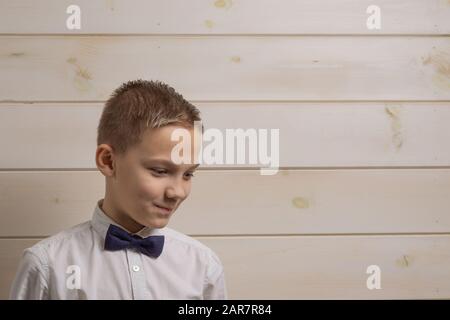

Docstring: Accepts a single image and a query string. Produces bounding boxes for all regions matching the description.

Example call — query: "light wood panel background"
[0,0,449,299]
[0,0,449,34]
[1,37,449,101]
[1,102,450,168]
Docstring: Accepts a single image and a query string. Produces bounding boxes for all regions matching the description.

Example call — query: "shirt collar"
[91,199,163,243]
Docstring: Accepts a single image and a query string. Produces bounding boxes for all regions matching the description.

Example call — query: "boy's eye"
[149,167,195,179]
[185,172,195,179]
[150,168,167,175]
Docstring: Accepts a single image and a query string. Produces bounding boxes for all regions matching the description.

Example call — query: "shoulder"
[25,221,91,263]
[162,229,226,293]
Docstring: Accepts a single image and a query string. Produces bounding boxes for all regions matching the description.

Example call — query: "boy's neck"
[100,198,145,234]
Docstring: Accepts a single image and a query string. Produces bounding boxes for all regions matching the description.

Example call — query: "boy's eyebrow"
[142,158,200,170]
[186,163,200,170]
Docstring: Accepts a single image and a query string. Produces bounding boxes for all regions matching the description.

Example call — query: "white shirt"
[9,199,227,300]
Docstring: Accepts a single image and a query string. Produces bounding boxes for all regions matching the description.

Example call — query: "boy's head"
[96,79,202,232]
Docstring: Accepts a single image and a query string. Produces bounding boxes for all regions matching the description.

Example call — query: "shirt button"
[132,265,140,272]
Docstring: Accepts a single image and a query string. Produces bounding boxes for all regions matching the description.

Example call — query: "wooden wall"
[0,0,449,299]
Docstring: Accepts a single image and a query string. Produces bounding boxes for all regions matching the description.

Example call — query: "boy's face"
[98,124,200,232]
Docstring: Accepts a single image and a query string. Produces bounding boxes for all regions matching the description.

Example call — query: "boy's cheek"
[137,177,161,192]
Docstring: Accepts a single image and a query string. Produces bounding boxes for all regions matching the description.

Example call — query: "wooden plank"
[0,37,449,101]
[1,102,450,168]
[0,169,449,237]
[0,0,449,34]
[2,235,450,299]
[205,235,450,299]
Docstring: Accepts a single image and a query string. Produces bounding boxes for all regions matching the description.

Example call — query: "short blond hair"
[97,79,201,155]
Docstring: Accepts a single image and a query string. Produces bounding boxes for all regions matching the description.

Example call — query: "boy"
[9,80,227,300]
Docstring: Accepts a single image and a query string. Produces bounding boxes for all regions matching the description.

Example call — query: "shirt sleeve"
[203,250,228,300]
[9,248,49,300]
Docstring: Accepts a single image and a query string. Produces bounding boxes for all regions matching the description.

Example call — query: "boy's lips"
[154,204,174,211]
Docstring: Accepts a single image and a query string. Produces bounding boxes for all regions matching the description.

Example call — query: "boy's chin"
[145,218,170,229]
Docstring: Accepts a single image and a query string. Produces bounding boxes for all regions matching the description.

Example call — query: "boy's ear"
[96,144,115,176]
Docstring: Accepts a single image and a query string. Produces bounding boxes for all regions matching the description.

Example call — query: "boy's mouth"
[154,204,173,212]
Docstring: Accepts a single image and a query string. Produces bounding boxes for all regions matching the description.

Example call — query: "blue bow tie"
[104,224,164,258]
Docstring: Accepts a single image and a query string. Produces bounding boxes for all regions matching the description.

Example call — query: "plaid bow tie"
[104,224,164,258]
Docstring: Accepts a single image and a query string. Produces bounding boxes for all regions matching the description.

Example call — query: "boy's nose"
[165,181,187,200]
